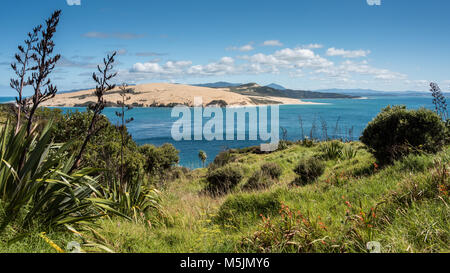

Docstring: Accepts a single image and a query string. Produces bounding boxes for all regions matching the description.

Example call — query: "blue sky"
[1,0,449,95]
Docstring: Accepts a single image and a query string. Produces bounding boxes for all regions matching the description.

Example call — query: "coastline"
[39,83,342,108]
[42,99,328,108]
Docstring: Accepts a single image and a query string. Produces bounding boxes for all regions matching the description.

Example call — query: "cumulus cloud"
[132,60,192,74]
[262,40,283,46]
[314,60,407,81]
[241,47,333,71]
[66,0,81,6]
[187,57,236,76]
[326,47,371,58]
[126,45,409,87]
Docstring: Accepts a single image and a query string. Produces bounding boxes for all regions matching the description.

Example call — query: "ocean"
[0,95,441,168]
[0,97,15,104]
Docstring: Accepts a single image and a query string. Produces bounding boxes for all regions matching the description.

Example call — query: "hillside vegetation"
[1,138,448,253]
[226,83,358,99]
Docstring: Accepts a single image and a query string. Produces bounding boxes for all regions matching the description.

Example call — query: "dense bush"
[48,110,148,182]
[261,162,282,179]
[243,170,274,191]
[139,143,179,177]
[320,140,344,160]
[210,150,236,169]
[206,163,243,194]
[360,106,446,165]
[292,156,325,186]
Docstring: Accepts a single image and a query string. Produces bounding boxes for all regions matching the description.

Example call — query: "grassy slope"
[1,141,449,253]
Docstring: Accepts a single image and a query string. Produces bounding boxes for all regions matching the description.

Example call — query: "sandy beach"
[42,83,322,107]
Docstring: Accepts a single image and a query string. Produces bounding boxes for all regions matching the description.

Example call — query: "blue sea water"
[0,95,441,168]
[0,97,15,103]
[65,96,439,168]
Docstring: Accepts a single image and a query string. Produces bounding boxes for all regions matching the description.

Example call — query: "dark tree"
[198,150,207,168]
[429,82,448,121]
[71,52,118,172]
[26,10,62,136]
[10,26,41,134]
[115,83,134,188]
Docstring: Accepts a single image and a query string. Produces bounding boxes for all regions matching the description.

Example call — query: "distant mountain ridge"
[192,82,242,88]
[227,83,357,99]
[193,82,356,99]
[315,88,449,97]
[265,83,286,90]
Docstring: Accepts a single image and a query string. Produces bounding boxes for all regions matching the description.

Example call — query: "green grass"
[1,141,449,253]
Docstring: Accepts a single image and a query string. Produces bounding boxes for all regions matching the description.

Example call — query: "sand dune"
[42,83,317,107]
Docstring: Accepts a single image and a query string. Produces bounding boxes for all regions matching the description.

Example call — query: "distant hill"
[227,83,357,99]
[265,83,287,90]
[193,82,242,88]
[315,88,449,97]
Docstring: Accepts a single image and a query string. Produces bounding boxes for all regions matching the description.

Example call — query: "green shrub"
[210,150,236,169]
[0,121,117,233]
[99,174,162,222]
[360,106,446,165]
[261,162,282,179]
[292,157,325,186]
[320,140,343,160]
[139,143,179,177]
[341,144,357,160]
[48,110,147,183]
[206,163,243,194]
[243,170,274,191]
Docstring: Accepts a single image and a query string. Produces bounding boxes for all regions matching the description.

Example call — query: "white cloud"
[132,60,192,75]
[131,57,237,78]
[303,43,323,49]
[262,40,283,46]
[314,60,407,81]
[326,47,371,58]
[274,48,316,60]
[227,44,254,52]
[127,45,409,87]
[272,48,333,68]
[187,57,236,76]
[66,0,81,6]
